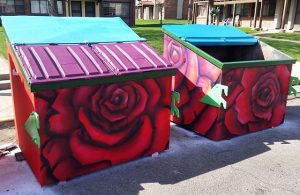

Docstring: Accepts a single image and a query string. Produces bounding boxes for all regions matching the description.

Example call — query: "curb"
[0,117,14,124]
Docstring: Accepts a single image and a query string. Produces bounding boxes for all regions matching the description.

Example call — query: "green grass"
[132,19,188,53]
[259,33,300,41]
[0,27,7,59]
[260,38,300,61]
[238,27,257,34]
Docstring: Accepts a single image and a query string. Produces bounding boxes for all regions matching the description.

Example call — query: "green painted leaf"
[289,76,298,97]
[24,112,40,148]
[200,84,228,109]
[171,91,180,118]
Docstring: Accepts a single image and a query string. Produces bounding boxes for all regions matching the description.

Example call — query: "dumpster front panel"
[164,34,223,134]
[34,76,171,185]
[209,64,292,140]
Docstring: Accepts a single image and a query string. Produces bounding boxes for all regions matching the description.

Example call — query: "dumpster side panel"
[34,76,172,185]
[8,47,44,184]
[163,35,223,136]
[212,64,292,139]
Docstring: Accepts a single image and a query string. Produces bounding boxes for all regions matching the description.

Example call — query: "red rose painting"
[222,65,291,135]
[36,77,171,183]
[164,35,292,141]
[164,35,222,135]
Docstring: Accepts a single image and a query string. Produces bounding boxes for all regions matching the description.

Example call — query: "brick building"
[192,0,300,31]
[136,0,192,20]
[0,0,136,26]
[164,0,190,19]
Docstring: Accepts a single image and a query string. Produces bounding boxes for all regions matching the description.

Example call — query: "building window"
[31,0,48,14]
[71,1,81,16]
[102,2,130,17]
[263,0,276,17]
[0,0,24,14]
[236,3,252,17]
[57,0,63,15]
[85,1,95,17]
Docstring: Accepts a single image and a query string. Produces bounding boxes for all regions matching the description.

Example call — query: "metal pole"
[232,3,236,26]
[253,0,259,28]
[206,1,209,24]
[281,0,289,29]
[192,2,195,24]
[258,0,264,29]
[188,0,192,23]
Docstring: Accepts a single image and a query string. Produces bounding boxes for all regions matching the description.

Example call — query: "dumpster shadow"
[44,105,300,194]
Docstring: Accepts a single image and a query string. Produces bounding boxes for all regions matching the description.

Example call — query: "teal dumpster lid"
[1,16,143,45]
[162,24,257,46]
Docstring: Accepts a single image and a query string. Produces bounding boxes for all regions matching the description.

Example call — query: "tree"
[209,6,220,25]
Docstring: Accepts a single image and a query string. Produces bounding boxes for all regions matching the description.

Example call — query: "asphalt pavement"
[0,96,300,195]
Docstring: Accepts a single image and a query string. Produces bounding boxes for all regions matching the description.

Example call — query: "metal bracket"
[12,69,18,76]
[24,112,40,148]
[200,84,228,109]
[171,91,180,118]
[289,76,298,97]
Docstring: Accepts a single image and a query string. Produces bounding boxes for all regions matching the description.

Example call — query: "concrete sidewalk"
[0,57,13,121]
[0,97,300,195]
[292,62,300,80]
[255,36,300,44]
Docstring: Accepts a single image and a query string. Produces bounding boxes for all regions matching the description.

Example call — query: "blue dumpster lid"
[1,16,143,45]
[162,24,257,46]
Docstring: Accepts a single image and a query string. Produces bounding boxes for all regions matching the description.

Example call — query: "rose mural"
[164,35,292,140]
[35,77,171,183]
[218,65,291,138]
[164,35,223,137]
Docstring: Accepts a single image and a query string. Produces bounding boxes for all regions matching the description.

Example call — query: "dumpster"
[163,25,296,141]
[2,16,176,185]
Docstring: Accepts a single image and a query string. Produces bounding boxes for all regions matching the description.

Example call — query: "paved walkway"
[0,57,9,74]
[0,56,13,121]
[255,36,300,44]
[0,96,300,194]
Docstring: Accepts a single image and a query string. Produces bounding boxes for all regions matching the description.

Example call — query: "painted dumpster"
[2,16,176,186]
[163,25,297,141]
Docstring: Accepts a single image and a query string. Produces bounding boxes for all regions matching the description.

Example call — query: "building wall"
[24,0,31,15]
[101,0,135,26]
[194,0,299,31]
[66,0,135,26]
[164,0,177,19]
[164,0,190,19]
[294,0,300,30]
[182,0,190,19]
[238,17,275,29]
[0,0,135,26]
[0,0,67,17]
